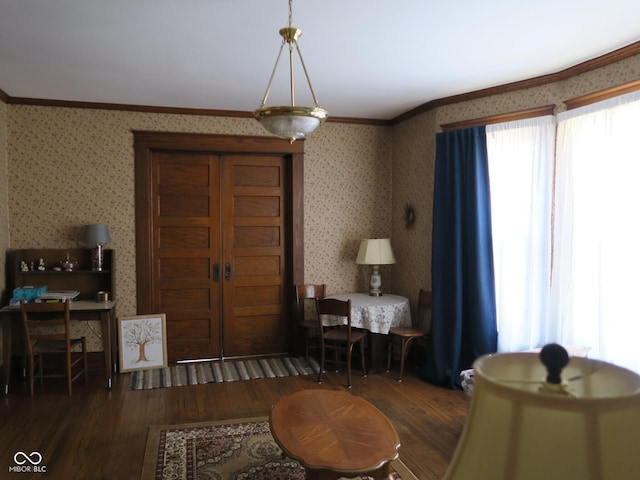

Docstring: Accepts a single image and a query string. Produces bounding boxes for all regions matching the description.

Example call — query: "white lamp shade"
[444,352,640,480]
[355,238,396,265]
[83,224,111,244]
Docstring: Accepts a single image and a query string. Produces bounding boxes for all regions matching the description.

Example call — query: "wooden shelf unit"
[8,248,115,302]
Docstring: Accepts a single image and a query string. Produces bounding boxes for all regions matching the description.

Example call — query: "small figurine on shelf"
[37,258,46,271]
[29,261,35,271]
[20,260,29,272]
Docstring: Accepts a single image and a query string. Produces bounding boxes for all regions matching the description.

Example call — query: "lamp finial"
[539,343,569,385]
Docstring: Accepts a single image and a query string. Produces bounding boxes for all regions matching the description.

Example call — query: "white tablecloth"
[322,293,411,334]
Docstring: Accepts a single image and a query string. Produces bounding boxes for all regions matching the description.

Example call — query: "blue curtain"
[418,126,498,389]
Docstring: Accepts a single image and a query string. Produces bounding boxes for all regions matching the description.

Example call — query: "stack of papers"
[35,291,81,302]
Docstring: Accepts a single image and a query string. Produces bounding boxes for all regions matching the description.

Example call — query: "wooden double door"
[134,133,304,362]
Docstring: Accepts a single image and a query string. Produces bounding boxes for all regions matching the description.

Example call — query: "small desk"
[1,300,117,394]
[270,389,400,480]
[322,293,411,334]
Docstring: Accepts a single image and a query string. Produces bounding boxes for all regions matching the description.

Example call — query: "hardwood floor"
[0,362,468,479]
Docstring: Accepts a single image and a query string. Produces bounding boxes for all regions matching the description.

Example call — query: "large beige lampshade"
[355,238,396,265]
[444,347,640,480]
[355,239,396,296]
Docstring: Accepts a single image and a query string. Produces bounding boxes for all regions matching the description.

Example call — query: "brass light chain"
[288,0,293,27]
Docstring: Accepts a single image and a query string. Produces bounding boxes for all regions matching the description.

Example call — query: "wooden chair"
[295,284,326,366]
[20,300,88,395]
[316,298,367,388]
[386,289,432,381]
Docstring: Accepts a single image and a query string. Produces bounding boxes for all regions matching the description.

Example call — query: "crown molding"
[392,40,640,125]
[3,40,640,126]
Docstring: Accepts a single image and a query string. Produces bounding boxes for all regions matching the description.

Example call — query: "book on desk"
[35,291,81,302]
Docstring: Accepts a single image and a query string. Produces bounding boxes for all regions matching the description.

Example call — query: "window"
[486,116,556,353]
[485,91,640,374]
[552,90,640,373]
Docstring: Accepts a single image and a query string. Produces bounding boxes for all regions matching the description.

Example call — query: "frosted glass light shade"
[444,352,640,480]
[355,238,396,265]
[254,106,328,143]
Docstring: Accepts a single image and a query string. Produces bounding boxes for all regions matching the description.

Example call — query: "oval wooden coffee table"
[270,389,401,480]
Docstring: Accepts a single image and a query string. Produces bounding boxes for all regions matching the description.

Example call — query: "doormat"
[129,357,320,390]
[141,416,418,480]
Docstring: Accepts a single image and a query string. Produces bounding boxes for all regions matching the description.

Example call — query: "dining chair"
[295,284,326,366]
[316,297,367,388]
[20,299,88,395]
[386,289,432,381]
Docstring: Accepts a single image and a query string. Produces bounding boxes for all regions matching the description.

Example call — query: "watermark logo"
[9,451,47,474]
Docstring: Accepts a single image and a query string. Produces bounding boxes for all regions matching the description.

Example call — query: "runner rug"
[129,357,321,390]
[141,416,418,480]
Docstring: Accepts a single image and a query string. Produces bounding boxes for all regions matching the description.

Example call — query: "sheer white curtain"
[553,91,640,373]
[486,116,556,352]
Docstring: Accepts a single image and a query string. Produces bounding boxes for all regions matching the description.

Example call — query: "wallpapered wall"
[1,109,392,350]
[1,52,639,355]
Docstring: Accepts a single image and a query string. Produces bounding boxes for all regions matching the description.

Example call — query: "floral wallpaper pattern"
[1,52,639,354]
[2,108,393,350]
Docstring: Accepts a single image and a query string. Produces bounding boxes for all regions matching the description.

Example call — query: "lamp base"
[91,244,104,272]
[369,267,383,296]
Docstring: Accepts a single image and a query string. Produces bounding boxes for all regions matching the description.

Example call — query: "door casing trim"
[133,131,305,354]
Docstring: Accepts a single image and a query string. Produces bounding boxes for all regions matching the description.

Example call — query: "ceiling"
[1,0,640,121]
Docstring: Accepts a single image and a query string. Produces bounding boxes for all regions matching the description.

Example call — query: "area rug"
[141,416,418,480]
[129,357,321,390]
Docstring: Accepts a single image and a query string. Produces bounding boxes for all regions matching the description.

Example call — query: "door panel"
[234,226,281,247]
[159,257,210,280]
[234,256,280,276]
[222,155,288,357]
[153,152,221,361]
[233,164,282,187]
[158,226,211,248]
[234,196,280,217]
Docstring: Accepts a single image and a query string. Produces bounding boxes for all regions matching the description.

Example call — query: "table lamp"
[83,224,111,271]
[444,344,640,480]
[355,238,396,296]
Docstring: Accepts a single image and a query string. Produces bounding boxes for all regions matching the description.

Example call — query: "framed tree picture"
[118,313,168,372]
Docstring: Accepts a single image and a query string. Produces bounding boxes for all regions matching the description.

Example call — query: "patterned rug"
[141,417,418,480]
[129,357,321,390]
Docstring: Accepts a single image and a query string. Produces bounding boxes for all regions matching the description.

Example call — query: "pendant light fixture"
[254,0,328,143]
